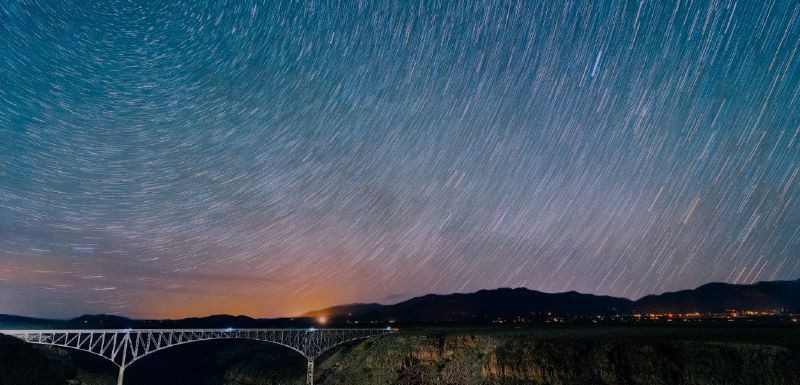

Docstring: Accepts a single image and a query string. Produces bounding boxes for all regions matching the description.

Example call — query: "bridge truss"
[0,328,394,385]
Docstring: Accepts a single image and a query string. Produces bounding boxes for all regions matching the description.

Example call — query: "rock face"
[1,328,799,385]
[315,328,800,385]
[0,335,74,385]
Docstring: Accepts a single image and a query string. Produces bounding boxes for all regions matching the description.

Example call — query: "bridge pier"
[306,358,314,385]
[117,365,125,385]
[118,333,129,385]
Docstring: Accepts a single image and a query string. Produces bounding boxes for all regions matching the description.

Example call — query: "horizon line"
[3,277,798,321]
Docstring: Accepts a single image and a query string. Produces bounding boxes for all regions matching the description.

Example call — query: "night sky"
[1,0,799,319]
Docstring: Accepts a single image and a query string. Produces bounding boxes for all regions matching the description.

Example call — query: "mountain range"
[2,279,798,328]
[303,278,800,323]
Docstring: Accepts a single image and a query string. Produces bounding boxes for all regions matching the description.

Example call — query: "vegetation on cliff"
[316,327,800,385]
[1,327,799,385]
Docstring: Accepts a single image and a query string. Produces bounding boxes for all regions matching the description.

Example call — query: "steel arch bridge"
[0,328,394,385]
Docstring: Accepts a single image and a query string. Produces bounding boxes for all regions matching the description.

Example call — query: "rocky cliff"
[2,327,799,385]
[315,327,800,385]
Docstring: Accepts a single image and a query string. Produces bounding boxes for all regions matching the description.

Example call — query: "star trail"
[1,0,799,319]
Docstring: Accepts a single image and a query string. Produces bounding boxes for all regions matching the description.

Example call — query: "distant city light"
[317,316,327,324]
[225,327,234,332]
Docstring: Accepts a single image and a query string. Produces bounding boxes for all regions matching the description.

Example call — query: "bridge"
[0,327,394,385]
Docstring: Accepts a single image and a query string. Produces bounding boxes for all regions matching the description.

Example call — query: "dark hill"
[0,314,67,329]
[303,303,384,319]
[305,279,800,323]
[4,279,799,327]
[0,334,73,385]
[64,314,319,329]
[67,314,135,328]
[305,287,633,323]
[633,279,800,313]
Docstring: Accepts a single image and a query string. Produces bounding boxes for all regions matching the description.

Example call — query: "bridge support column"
[117,365,125,385]
[306,358,314,385]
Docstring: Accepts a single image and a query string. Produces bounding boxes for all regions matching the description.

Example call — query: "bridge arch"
[0,328,394,385]
[123,335,308,367]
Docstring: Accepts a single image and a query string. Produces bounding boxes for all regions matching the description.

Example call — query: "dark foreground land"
[1,326,799,385]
